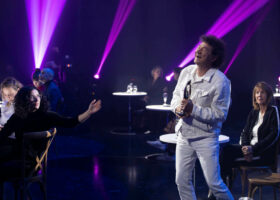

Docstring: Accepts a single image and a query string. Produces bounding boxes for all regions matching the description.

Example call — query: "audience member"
[220,81,280,188]
[0,86,101,162]
[31,69,44,91]
[0,77,23,133]
[40,68,64,113]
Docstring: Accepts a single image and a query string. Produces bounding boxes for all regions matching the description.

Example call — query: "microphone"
[183,80,191,99]
[177,80,191,117]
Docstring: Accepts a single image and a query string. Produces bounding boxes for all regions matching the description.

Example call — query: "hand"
[175,99,193,118]
[183,99,193,117]
[242,145,252,155]
[87,99,102,115]
[0,125,3,131]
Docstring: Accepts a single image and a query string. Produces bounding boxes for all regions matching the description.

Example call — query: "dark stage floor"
[3,128,280,200]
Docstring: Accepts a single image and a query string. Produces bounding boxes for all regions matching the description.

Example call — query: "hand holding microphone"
[176,81,193,118]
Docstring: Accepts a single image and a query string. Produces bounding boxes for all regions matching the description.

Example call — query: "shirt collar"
[191,65,216,83]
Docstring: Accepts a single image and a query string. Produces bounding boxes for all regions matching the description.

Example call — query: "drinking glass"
[127,84,132,93]
[163,92,168,105]
[132,85,138,93]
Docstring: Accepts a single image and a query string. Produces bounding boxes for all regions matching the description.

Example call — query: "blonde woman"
[0,77,23,132]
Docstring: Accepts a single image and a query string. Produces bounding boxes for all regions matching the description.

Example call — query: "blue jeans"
[175,135,233,200]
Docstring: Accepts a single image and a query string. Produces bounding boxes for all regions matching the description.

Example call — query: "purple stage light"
[166,0,270,79]
[224,1,273,74]
[94,74,100,79]
[25,0,66,69]
[179,0,269,68]
[165,73,174,81]
[278,76,280,82]
[94,0,137,79]
[214,0,269,37]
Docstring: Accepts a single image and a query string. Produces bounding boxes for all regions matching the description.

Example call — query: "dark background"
[0,0,279,132]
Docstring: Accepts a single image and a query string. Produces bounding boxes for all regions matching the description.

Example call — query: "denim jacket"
[171,64,231,139]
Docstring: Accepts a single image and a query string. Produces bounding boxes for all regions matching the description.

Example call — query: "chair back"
[0,128,57,200]
[22,128,57,178]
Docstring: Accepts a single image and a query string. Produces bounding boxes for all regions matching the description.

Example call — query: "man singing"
[171,35,233,200]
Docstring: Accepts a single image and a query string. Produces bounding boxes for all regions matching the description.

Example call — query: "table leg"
[128,96,132,132]
[110,96,135,135]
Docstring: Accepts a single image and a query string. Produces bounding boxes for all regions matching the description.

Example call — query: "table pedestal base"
[144,153,175,161]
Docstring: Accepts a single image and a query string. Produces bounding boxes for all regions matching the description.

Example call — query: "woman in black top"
[143,66,167,105]
[220,82,279,185]
[0,86,101,160]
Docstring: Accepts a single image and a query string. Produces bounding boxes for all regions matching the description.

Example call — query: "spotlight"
[25,0,66,69]
[94,74,100,79]
[166,0,270,79]
[94,0,136,79]
[165,73,174,82]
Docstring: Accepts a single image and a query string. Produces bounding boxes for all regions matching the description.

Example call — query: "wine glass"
[163,92,168,105]
[132,85,138,93]
[127,84,132,93]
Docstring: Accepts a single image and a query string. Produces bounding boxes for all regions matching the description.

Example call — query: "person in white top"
[0,77,23,132]
[0,77,23,161]
[220,82,280,188]
[171,35,233,200]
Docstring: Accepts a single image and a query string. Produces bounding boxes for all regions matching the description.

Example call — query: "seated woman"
[0,77,23,161]
[0,86,101,162]
[0,77,23,132]
[220,81,280,186]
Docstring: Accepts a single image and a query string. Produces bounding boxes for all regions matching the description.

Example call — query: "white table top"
[112,92,147,96]
[274,93,280,98]
[159,133,230,144]
[146,104,172,111]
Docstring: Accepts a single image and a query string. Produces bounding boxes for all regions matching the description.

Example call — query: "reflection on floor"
[3,129,280,200]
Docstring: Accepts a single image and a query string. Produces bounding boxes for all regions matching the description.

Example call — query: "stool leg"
[241,168,247,195]
[259,186,262,200]
[273,187,277,200]
[248,182,252,198]
[252,186,258,198]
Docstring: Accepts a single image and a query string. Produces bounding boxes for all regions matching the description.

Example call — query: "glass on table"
[127,83,133,93]
[132,85,138,93]
[163,92,168,105]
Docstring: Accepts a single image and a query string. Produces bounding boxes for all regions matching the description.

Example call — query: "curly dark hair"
[32,69,41,81]
[14,86,48,118]
[200,35,225,69]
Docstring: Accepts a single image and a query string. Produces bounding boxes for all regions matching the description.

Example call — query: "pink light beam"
[224,0,274,74]
[178,0,269,69]
[166,0,270,80]
[94,0,137,79]
[25,0,66,69]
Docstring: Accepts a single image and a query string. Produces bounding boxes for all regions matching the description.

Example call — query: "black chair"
[0,128,57,200]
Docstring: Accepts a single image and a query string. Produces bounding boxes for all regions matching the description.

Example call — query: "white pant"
[175,135,233,200]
